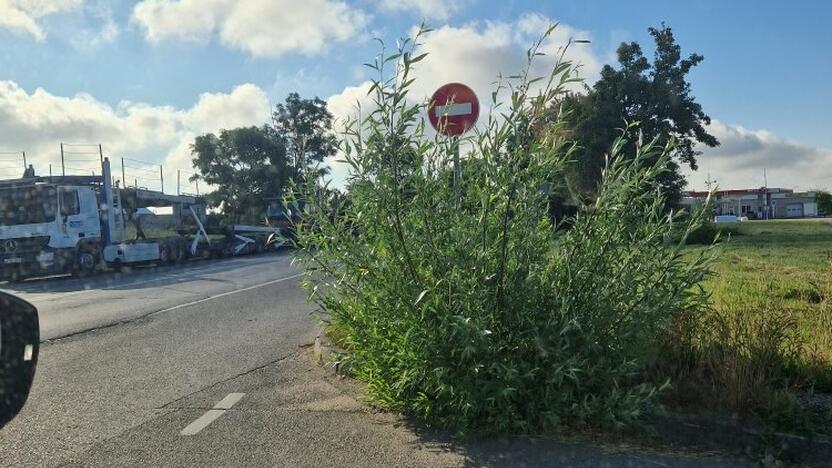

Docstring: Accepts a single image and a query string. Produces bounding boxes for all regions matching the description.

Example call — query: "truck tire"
[158,243,173,265]
[73,246,99,277]
[174,240,187,263]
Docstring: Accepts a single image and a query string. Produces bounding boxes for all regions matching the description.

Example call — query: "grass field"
[683,219,832,412]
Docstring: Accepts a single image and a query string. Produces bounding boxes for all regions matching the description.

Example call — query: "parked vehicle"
[0,158,286,281]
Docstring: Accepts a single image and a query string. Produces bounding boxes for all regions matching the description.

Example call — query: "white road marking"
[213,392,246,410]
[150,274,302,317]
[180,409,225,436]
[180,393,246,436]
[435,102,472,117]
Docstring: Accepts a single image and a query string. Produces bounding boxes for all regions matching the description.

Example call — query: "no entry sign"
[428,83,479,137]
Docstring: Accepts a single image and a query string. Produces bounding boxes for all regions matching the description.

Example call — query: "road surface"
[0,252,751,467]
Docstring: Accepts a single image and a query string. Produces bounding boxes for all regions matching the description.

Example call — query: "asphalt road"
[0,252,752,467]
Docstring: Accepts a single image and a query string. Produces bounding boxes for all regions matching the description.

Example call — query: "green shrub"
[683,222,741,245]
[293,26,716,433]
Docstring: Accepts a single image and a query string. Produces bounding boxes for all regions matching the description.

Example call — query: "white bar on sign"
[435,103,472,117]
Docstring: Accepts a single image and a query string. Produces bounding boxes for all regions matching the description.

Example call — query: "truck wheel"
[74,249,98,277]
[158,244,172,265]
[174,240,187,263]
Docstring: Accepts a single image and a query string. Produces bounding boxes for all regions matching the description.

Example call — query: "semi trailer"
[0,157,288,281]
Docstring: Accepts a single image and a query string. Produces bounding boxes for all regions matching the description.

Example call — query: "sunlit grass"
[696,219,832,390]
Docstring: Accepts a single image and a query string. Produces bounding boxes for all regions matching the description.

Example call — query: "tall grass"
[292,25,718,434]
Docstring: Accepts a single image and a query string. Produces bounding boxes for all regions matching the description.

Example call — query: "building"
[681,187,820,219]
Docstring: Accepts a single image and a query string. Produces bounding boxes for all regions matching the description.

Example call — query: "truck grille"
[0,236,50,253]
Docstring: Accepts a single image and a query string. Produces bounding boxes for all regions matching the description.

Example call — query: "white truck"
[0,157,286,281]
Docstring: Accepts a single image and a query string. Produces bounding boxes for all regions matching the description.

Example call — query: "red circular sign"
[428,82,479,137]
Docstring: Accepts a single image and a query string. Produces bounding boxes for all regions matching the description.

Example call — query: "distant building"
[681,187,820,219]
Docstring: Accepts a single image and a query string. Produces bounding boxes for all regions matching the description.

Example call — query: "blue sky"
[0,0,829,191]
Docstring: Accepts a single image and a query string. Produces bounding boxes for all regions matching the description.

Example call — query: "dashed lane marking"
[180,393,246,436]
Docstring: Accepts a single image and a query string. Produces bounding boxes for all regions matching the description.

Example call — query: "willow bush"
[292,26,717,433]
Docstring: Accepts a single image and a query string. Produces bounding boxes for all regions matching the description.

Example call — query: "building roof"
[684,187,793,198]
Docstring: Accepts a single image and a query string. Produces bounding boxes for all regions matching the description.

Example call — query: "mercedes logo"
[4,239,18,252]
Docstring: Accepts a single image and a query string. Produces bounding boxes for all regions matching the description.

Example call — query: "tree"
[815,190,832,215]
[564,24,718,206]
[190,126,286,223]
[273,93,337,185]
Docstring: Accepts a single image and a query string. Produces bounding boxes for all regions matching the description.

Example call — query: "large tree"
[191,94,338,221]
[564,24,718,205]
[273,93,337,185]
[191,125,286,223]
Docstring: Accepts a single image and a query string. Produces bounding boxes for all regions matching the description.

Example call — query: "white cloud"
[131,0,370,58]
[377,0,466,21]
[407,14,601,105]
[0,81,270,193]
[684,120,832,192]
[0,0,81,40]
[70,1,119,49]
[325,81,373,187]
[323,14,602,187]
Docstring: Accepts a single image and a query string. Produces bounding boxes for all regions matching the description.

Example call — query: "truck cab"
[0,183,102,279]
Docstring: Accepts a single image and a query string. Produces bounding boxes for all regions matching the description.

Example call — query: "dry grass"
[663,219,832,427]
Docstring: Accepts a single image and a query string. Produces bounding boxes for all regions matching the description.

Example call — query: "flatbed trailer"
[0,157,287,281]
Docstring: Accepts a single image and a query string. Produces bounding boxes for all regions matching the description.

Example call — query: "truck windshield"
[0,186,57,226]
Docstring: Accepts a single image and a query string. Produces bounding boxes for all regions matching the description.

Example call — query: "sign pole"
[452,136,461,204]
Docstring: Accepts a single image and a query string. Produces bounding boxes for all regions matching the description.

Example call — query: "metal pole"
[98,144,104,164]
[22,151,26,168]
[49,164,52,177]
[121,157,126,190]
[60,143,65,176]
[160,165,164,193]
[452,136,460,204]
[134,178,138,189]
[177,170,181,195]
[196,179,199,195]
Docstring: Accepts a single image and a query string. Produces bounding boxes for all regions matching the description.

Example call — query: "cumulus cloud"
[0,0,82,40]
[323,14,601,187]
[131,0,369,58]
[377,0,467,21]
[406,14,601,105]
[683,120,832,191]
[0,81,270,193]
[324,81,374,187]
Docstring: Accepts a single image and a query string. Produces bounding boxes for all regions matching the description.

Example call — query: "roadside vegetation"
[293,26,718,433]
[669,220,832,424]
[293,23,831,450]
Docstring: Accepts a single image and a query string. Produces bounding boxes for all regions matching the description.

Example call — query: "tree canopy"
[191,93,337,222]
[191,125,286,223]
[273,93,337,185]
[563,24,718,206]
[815,190,832,214]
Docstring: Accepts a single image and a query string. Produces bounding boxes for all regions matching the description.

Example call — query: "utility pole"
[22,151,26,169]
[177,170,181,195]
[98,144,104,164]
[121,157,126,190]
[160,165,164,193]
[60,143,66,176]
